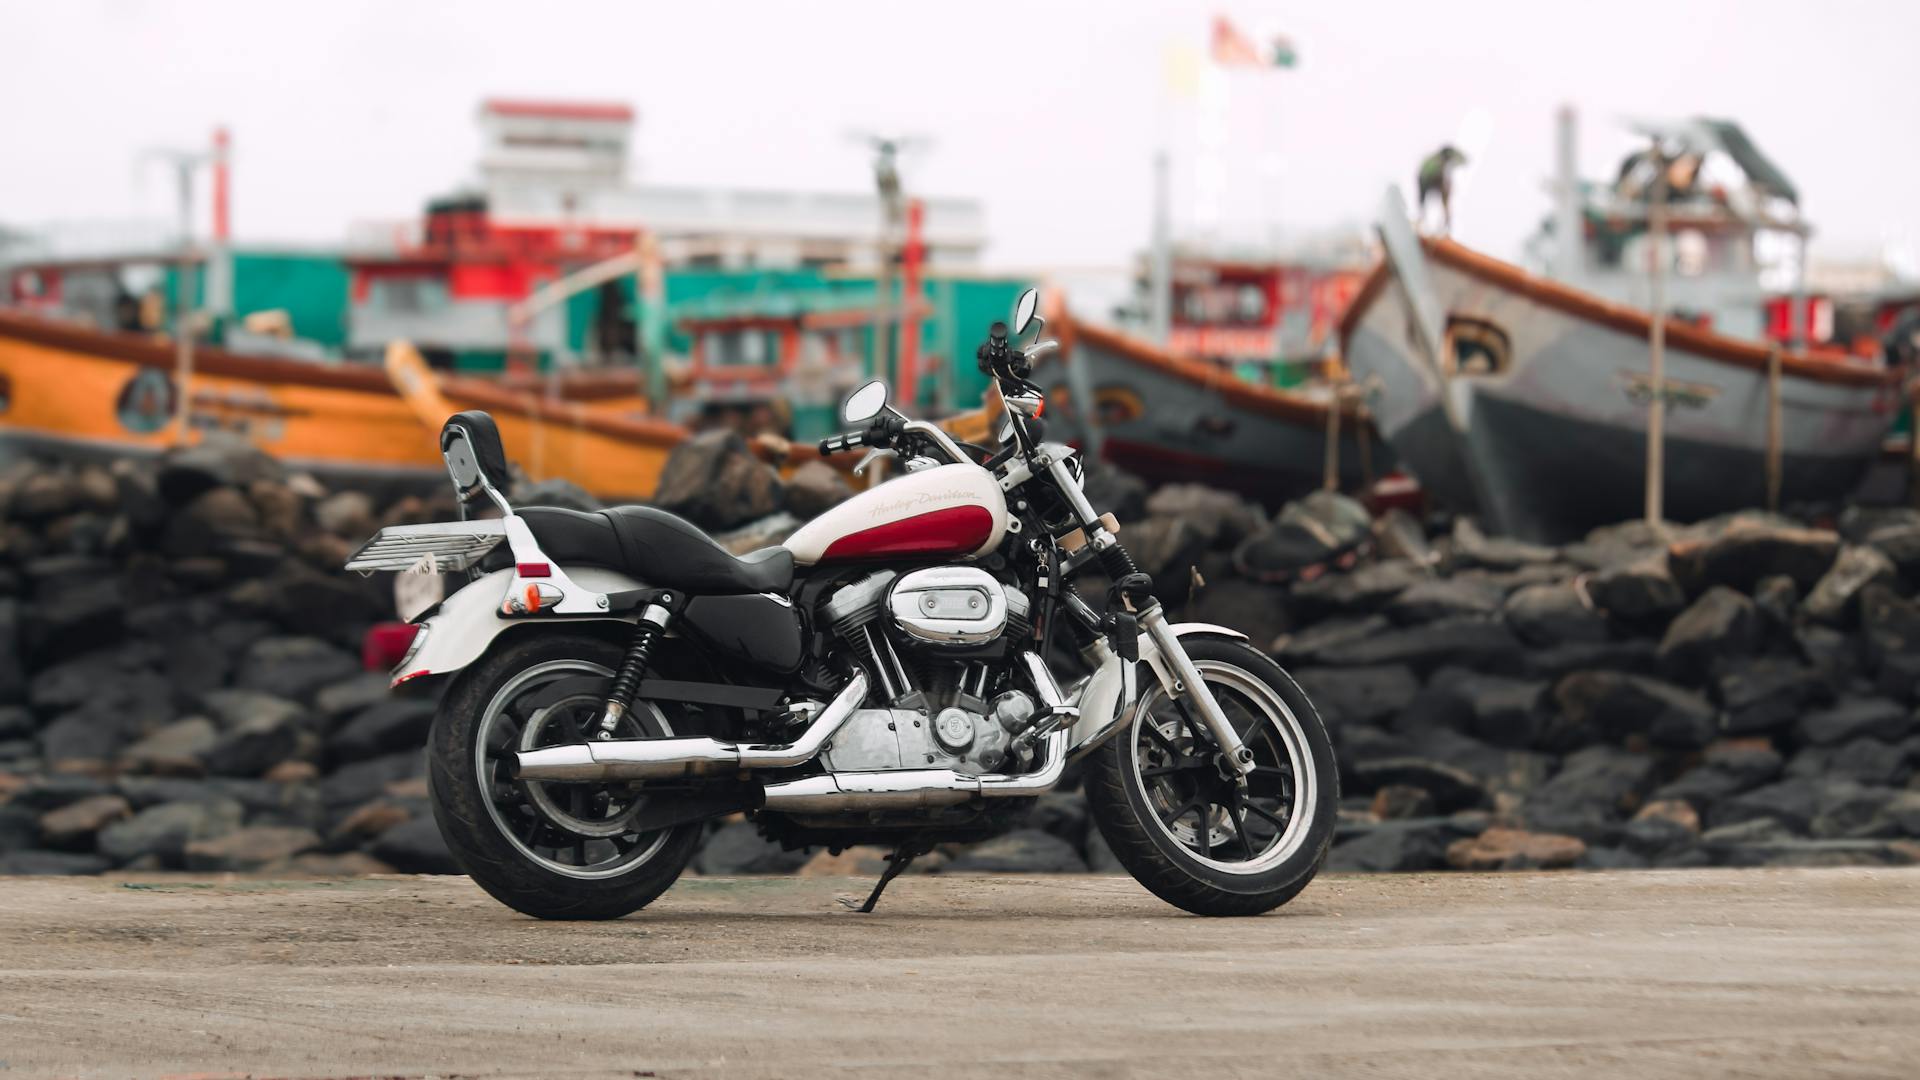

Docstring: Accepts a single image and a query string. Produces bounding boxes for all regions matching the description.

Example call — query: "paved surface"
[0,869,1915,1079]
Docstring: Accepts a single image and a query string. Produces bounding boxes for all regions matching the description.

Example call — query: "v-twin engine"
[820,567,1036,775]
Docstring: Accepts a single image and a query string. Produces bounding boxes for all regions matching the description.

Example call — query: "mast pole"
[1644,147,1669,529]
[1149,151,1172,344]
[171,159,197,446]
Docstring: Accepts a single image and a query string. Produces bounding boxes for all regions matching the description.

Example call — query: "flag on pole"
[1211,16,1298,69]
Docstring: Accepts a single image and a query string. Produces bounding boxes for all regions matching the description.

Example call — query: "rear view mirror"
[843,380,889,423]
[1012,288,1039,337]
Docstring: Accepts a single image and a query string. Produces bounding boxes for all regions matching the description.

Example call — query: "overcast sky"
[6,0,1917,275]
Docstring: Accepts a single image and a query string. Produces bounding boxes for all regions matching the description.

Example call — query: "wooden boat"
[0,310,686,500]
[1340,235,1906,541]
[1036,308,1387,503]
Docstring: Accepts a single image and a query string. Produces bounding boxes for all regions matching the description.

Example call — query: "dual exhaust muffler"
[507,671,870,782]
[507,664,1077,812]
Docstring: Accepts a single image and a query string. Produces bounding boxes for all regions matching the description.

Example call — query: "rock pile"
[0,440,453,875]
[1243,503,1920,873]
[2,432,1914,880]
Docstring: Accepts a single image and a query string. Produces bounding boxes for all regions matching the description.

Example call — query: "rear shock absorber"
[595,597,675,739]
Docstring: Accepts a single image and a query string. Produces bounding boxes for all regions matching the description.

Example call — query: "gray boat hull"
[1343,239,1899,542]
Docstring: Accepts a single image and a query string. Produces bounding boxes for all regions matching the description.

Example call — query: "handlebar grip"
[817,431,867,455]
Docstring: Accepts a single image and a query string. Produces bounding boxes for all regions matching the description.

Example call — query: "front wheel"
[428,631,705,920]
[1084,636,1339,916]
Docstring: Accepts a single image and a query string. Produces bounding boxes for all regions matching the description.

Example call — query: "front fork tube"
[1138,603,1257,780]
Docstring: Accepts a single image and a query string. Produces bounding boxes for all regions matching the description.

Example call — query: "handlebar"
[817,429,872,455]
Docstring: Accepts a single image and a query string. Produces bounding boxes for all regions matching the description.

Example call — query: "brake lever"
[853,447,897,476]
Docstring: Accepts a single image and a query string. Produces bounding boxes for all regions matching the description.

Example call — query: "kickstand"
[839,836,933,913]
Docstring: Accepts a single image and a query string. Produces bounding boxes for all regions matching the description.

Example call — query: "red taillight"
[391,668,432,688]
[517,562,552,578]
[362,622,421,672]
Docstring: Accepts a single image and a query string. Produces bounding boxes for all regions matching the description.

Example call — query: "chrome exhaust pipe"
[509,671,868,782]
[758,728,1070,812]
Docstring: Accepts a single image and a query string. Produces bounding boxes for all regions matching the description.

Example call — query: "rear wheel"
[1084,636,1338,916]
[428,632,703,919]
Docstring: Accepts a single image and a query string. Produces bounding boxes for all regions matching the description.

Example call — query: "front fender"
[391,566,648,688]
[1066,622,1248,760]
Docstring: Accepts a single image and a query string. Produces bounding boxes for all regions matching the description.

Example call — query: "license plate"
[394,553,446,622]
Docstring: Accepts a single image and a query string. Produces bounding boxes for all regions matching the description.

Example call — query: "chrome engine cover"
[821,694,1027,775]
[889,567,1026,645]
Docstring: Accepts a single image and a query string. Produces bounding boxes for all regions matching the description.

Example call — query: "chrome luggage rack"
[345,520,508,575]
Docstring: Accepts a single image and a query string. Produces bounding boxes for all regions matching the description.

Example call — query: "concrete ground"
[0,868,1914,1079]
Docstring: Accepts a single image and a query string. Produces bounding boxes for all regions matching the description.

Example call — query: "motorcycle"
[346,289,1338,918]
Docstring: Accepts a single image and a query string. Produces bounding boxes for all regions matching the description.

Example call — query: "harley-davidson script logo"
[869,489,975,519]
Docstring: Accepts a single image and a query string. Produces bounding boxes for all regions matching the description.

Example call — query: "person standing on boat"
[1417,146,1467,234]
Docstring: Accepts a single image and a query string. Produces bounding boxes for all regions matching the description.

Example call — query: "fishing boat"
[1341,233,1902,541]
[1037,307,1386,503]
[0,309,686,499]
[1342,114,1907,541]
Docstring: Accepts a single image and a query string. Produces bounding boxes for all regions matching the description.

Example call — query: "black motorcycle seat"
[517,505,794,596]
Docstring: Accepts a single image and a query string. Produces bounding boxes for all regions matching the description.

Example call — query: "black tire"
[428,631,704,920]
[1084,636,1339,917]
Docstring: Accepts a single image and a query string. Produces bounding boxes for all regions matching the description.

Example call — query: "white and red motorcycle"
[348,290,1337,917]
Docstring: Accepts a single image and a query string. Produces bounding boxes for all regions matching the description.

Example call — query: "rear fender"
[391,565,648,689]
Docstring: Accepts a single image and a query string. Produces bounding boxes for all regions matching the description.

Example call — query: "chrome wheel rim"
[1127,660,1313,875]
[474,659,674,880]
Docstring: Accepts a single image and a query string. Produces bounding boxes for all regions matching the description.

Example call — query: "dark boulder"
[651,429,785,531]
[1552,670,1717,749]
[320,750,422,815]
[1385,577,1505,625]
[1504,580,1610,645]
[23,576,127,663]
[694,820,810,875]
[1348,757,1492,813]
[1709,776,1824,833]
[781,461,853,519]
[1859,584,1920,700]
[1787,737,1912,788]
[96,798,245,866]
[154,437,284,504]
[330,699,436,763]
[1290,561,1427,617]
[1587,554,1686,622]
[1371,508,1434,565]
[1803,545,1896,626]
[367,816,461,874]
[0,850,112,875]
[1667,521,1839,596]
[1519,745,1658,838]
[1233,492,1371,582]
[945,828,1089,873]
[1795,697,1909,746]
[183,825,322,872]
[1290,665,1419,727]
[1313,616,1523,674]
[236,636,362,704]
[1272,614,1390,664]
[1127,516,1212,581]
[1657,586,1759,680]
[1520,638,1659,680]
[1714,658,1828,735]
[1326,819,1463,872]
[1448,518,1558,571]
[1146,484,1266,550]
